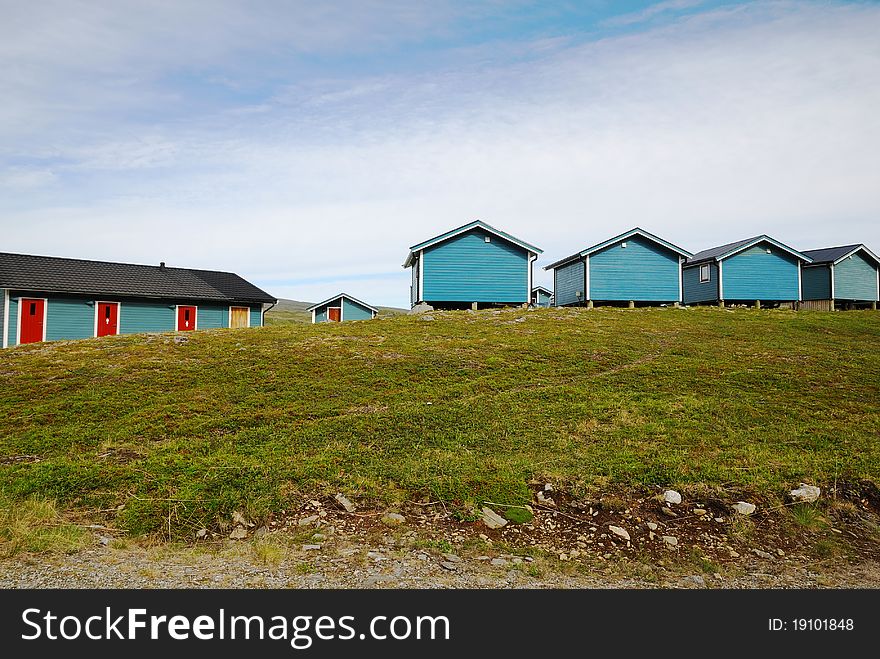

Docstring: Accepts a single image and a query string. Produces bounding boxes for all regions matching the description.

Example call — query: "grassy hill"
[264,298,407,325]
[0,307,878,538]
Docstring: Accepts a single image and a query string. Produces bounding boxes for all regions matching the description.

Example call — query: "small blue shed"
[800,244,879,308]
[531,286,554,308]
[544,228,691,307]
[307,293,378,323]
[682,235,812,306]
[403,220,542,309]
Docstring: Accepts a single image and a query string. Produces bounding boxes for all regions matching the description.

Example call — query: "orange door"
[177,306,197,331]
[20,298,45,344]
[328,307,341,322]
[97,302,119,337]
[230,306,249,329]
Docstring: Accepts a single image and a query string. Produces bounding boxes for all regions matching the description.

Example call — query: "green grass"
[0,306,878,538]
[0,494,91,556]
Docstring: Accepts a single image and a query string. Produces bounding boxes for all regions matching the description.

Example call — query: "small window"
[484,236,491,243]
[699,264,710,283]
[621,242,627,248]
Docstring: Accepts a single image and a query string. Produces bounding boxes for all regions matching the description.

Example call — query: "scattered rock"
[693,508,707,516]
[683,575,706,588]
[302,544,322,551]
[647,522,658,531]
[753,549,774,560]
[311,533,326,542]
[663,490,682,505]
[732,502,756,516]
[381,513,406,526]
[544,483,554,492]
[481,507,508,529]
[420,315,435,321]
[229,527,248,540]
[98,536,111,547]
[298,515,319,526]
[536,491,555,506]
[661,507,678,517]
[490,558,509,567]
[790,483,821,503]
[729,550,740,558]
[362,575,395,587]
[195,528,208,539]
[335,493,356,513]
[253,526,269,539]
[609,526,631,542]
[232,511,251,527]
[439,562,458,571]
[441,553,461,563]
[409,303,434,315]
[662,536,679,548]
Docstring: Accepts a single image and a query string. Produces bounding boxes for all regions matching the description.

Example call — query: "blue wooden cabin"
[307,293,378,323]
[531,286,554,308]
[544,228,691,307]
[0,252,275,348]
[403,220,542,309]
[682,235,811,306]
[801,244,879,308]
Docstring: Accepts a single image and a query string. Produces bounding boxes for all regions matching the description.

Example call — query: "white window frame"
[699,263,711,283]
[175,304,199,331]
[93,301,121,338]
[228,305,251,329]
[16,297,49,345]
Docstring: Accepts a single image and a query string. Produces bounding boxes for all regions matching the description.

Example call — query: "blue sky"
[2,1,879,307]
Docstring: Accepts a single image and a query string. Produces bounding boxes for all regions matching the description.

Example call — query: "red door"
[328,307,341,322]
[97,302,119,337]
[177,306,197,331]
[20,298,45,344]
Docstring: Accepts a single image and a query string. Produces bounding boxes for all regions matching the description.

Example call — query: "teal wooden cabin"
[403,220,542,309]
[307,293,378,323]
[0,252,275,348]
[800,244,879,309]
[682,235,811,306]
[544,228,691,307]
[531,286,554,307]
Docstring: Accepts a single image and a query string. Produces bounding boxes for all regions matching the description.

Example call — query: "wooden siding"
[682,263,719,304]
[250,305,262,328]
[342,297,374,320]
[554,260,585,306]
[422,228,529,303]
[0,289,5,346]
[198,305,227,330]
[801,265,831,301]
[534,290,553,307]
[45,297,95,341]
[588,235,681,302]
[722,243,800,301]
[6,296,17,347]
[799,299,834,311]
[118,300,176,334]
[834,251,878,301]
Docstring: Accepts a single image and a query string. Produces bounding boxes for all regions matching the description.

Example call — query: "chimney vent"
[159,261,166,270]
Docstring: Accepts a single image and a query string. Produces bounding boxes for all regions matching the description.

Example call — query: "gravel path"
[3,533,878,589]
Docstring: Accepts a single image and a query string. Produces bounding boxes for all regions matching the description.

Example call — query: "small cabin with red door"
[307,293,378,323]
[0,252,276,347]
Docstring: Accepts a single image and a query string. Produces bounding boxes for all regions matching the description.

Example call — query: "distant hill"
[266,298,408,324]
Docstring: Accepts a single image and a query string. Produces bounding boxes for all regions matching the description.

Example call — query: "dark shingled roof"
[800,245,862,265]
[0,252,276,303]
[685,237,759,265]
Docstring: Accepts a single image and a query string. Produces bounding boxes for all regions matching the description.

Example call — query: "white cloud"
[1,1,879,307]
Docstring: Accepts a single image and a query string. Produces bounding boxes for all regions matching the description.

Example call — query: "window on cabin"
[485,236,491,243]
[699,264,710,283]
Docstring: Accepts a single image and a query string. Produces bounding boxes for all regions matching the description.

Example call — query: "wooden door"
[230,306,249,329]
[97,302,119,337]
[177,306,197,331]
[328,307,341,322]
[20,298,45,344]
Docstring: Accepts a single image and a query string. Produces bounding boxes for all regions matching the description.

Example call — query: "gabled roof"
[801,244,880,267]
[404,220,542,268]
[532,285,553,295]
[543,227,691,271]
[0,252,276,303]
[685,235,812,266]
[306,293,378,313]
